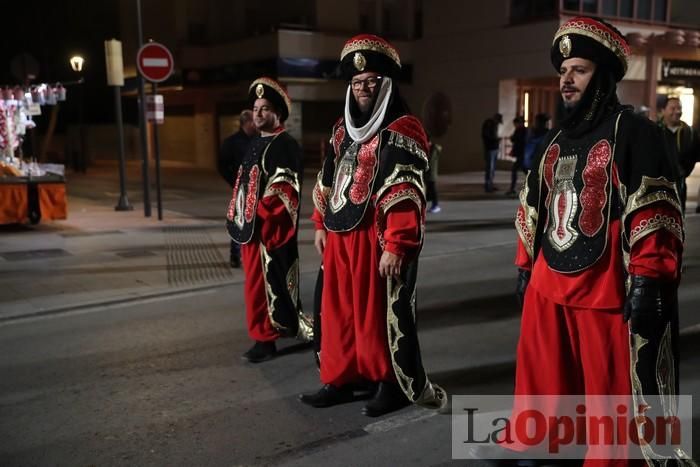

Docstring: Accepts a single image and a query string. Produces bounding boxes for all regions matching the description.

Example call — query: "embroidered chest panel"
[540,118,620,273]
[324,127,381,232]
[226,137,270,244]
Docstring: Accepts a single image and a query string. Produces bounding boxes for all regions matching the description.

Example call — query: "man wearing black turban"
[508,16,692,464]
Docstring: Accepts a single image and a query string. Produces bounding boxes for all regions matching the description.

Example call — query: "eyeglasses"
[350,76,383,90]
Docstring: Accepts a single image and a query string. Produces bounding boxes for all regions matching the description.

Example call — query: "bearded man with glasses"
[300,34,446,418]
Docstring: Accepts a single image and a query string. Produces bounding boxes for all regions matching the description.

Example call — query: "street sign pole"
[136,37,172,221]
[105,39,133,212]
[136,0,152,217]
[151,82,163,221]
[114,86,133,211]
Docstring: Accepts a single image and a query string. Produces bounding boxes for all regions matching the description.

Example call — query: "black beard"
[350,95,377,127]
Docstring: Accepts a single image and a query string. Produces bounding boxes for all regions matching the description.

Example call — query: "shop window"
[602,0,618,15]
[563,0,580,11]
[637,0,652,19]
[414,2,423,38]
[670,0,700,26]
[382,6,391,34]
[359,0,377,32]
[620,0,634,17]
[582,0,598,13]
[654,0,667,21]
[510,0,557,22]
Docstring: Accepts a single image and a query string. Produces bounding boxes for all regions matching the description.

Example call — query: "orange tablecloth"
[0,181,67,224]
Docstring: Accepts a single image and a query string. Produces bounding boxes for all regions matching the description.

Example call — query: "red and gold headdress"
[551,16,630,81]
[248,77,292,122]
[339,34,401,80]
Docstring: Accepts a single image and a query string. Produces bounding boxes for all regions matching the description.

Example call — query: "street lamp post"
[70,55,86,173]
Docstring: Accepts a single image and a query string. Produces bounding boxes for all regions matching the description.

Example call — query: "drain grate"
[164,226,234,286]
[0,248,72,261]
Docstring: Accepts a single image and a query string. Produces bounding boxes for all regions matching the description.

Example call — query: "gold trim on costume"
[554,20,629,73]
[328,144,357,213]
[266,166,300,193]
[286,259,299,309]
[386,131,429,164]
[266,186,298,228]
[546,155,580,252]
[623,176,682,220]
[657,323,676,419]
[386,276,448,410]
[386,277,415,400]
[375,163,426,202]
[296,312,314,343]
[341,38,401,68]
[376,187,423,249]
[515,177,537,260]
[353,52,366,71]
[377,187,423,217]
[259,244,287,333]
[559,34,572,57]
[629,213,683,249]
[312,174,331,216]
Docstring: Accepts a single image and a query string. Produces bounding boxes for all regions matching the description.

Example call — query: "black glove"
[623,275,672,334]
[516,268,531,310]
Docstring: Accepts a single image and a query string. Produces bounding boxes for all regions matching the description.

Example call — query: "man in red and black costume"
[226,77,312,363]
[300,34,446,417]
[512,17,692,464]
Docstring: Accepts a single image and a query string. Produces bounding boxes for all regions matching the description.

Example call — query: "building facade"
[115,0,700,173]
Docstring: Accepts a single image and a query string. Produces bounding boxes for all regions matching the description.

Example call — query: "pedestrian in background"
[658,96,699,214]
[426,138,442,213]
[506,115,526,196]
[481,112,502,192]
[522,112,550,172]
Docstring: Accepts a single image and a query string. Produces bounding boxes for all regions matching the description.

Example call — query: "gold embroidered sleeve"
[514,175,538,260]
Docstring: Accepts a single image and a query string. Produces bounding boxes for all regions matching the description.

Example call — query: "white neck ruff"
[344,77,392,144]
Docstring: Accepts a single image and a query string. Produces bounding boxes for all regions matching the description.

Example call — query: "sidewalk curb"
[0,281,233,325]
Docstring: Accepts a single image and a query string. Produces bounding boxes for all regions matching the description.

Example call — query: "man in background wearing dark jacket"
[659,96,699,214]
[481,113,502,192]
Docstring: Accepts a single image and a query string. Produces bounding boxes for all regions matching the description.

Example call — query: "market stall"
[1,84,67,225]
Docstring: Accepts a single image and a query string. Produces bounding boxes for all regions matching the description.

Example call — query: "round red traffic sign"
[136,42,174,83]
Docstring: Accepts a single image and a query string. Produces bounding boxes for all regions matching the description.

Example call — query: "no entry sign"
[136,42,174,83]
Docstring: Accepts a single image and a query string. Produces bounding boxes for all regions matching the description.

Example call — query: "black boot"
[299,384,353,408]
[361,382,411,417]
[230,255,241,268]
[241,341,276,363]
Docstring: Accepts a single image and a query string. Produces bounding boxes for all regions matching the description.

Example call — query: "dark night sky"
[1,1,122,125]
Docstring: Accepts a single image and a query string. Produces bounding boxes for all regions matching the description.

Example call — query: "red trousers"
[241,241,279,342]
[319,220,395,387]
[513,286,643,466]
